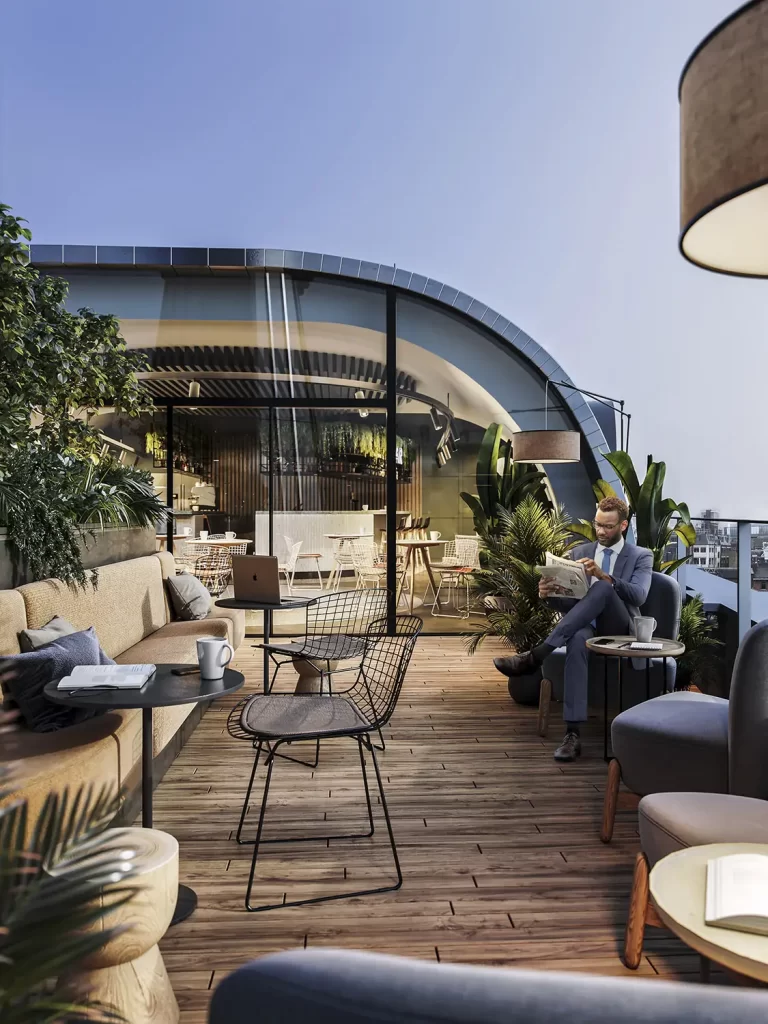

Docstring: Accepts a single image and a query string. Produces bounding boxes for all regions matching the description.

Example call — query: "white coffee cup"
[183,527,192,536]
[199,530,209,541]
[634,616,657,643]
[362,504,369,511]
[225,531,236,540]
[429,531,441,541]
[196,635,234,680]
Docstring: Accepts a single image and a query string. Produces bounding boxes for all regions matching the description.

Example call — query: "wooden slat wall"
[209,430,422,519]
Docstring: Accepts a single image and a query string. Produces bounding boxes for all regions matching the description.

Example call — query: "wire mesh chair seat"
[431,538,479,618]
[233,615,423,912]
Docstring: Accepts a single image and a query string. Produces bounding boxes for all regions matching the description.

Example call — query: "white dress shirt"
[591,535,625,585]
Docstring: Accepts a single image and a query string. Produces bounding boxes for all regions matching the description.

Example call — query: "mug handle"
[651,618,657,631]
[219,643,234,667]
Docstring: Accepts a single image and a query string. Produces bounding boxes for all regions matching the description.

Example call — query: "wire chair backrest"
[282,537,303,573]
[228,541,249,556]
[350,538,379,570]
[305,588,389,635]
[348,615,423,728]
[439,540,459,566]
[455,537,480,568]
[207,534,226,540]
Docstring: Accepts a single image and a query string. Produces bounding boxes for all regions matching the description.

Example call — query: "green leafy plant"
[0,771,138,1022]
[676,594,723,689]
[569,451,695,573]
[461,423,550,535]
[0,204,161,585]
[465,494,571,654]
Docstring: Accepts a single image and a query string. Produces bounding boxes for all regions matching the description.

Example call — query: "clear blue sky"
[2,0,759,517]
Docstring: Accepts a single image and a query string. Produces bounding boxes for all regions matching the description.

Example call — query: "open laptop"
[232,555,281,604]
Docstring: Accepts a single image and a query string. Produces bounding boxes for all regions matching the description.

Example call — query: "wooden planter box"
[0,526,156,589]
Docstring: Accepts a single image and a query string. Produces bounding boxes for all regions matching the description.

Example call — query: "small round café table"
[216,596,313,694]
[650,843,768,983]
[44,665,244,925]
[584,635,685,761]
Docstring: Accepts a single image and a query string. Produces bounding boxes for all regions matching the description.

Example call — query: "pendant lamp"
[511,380,580,464]
[680,0,768,276]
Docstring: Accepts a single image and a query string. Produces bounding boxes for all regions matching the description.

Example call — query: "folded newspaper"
[57,664,156,690]
[537,552,588,599]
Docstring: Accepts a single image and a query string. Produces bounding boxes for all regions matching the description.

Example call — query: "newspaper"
[536,552,588,599]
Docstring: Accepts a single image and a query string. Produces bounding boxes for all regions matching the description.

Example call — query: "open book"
[536,552,588,599]
[57,664,156,690]
[705,853,768,936]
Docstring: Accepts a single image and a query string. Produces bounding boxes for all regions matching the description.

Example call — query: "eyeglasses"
[592,520,620,531]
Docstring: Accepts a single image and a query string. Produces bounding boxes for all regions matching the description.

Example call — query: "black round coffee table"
[216,597,312,694]
[44,664,244,924]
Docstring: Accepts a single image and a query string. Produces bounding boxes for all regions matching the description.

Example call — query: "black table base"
[172,883,199,925]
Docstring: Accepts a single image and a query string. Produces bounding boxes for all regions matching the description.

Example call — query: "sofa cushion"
[18,554,168,660]
[19,615,78,652]
[166,571,212,620]
[116,618,230,666]
[640,792,768,867]
[612,690,729,797]
[3,628,114,732]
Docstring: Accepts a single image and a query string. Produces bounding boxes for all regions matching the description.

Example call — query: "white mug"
[362,504,369,511]
[429,531,441,541]
[634,616,657,643]
[225,531,236,540]
[196,635,234,680]
[199,530,209,541]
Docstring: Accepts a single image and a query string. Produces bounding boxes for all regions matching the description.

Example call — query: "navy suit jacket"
[548,540,653,621]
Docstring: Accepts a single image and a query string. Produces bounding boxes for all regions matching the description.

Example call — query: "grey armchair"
[209,947,768,1023]
[537,571,682,736]
[620,620,768,967]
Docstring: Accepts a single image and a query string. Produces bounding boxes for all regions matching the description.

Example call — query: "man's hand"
[578,557,611,583]
[539,577,567,598]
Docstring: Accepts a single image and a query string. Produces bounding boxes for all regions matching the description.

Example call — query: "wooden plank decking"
[155,637,699,1022]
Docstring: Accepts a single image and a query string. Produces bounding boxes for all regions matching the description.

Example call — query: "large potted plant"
[467,495,572,705]
[676,593,723,691]
[569,451,695,572]
[461,423,550,537]
[0,204,164,586]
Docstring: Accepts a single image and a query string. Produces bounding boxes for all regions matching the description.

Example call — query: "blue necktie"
[601,548,612,576]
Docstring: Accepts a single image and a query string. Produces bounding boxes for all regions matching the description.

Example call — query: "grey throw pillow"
[2,627,115,732]
[19,616,114,663]
[19,615,77,652]
[167,571,212,620]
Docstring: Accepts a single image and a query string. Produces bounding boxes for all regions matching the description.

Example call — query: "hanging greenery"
[259,418,414,480]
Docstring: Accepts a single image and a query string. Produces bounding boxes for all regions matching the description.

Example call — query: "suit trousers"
[545,580,633,723]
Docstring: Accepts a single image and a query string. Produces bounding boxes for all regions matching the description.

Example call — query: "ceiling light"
[355,389,369,418]
[188,381,200,399]
[679,2,768,275]
[429,407,442,431]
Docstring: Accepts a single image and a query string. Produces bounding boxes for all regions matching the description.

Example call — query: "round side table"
[585,636,685,760]
[650,843,768,983]
[44,665,244,924]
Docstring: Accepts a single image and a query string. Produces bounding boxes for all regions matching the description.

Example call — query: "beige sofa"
[0,551,245,821]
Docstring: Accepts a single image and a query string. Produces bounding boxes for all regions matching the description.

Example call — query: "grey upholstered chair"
[537,571,682,736]
[209,947,768,1023]
[619,620,768,967]
[602,616,768,843]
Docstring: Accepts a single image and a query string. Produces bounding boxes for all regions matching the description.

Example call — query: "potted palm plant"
[467,495,572,705]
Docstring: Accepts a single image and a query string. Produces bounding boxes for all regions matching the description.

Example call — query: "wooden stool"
[56,827,179,1024]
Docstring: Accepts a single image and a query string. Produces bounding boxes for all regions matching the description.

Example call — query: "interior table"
[585,635,685,761]
[650,842,768,983]
[44,665,244,925]
[216,596,313,694]
[396,539,444,613]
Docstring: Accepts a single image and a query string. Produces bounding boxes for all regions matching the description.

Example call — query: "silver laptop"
[232,555,281,604]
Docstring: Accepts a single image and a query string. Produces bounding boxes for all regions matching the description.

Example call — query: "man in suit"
[494,496,653,762]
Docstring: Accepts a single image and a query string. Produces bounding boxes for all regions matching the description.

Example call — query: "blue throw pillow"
[2,627,115,732]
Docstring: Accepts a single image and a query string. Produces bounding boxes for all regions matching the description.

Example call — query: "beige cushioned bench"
[0,551,245,822]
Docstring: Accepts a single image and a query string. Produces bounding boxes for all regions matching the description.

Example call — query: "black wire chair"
[232,614,422,912]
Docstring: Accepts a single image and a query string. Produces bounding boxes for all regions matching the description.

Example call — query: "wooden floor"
[155,637,700,1022]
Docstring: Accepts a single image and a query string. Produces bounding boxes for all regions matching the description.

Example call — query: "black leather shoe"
[494,652,539,676]
[553,732,582,762]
